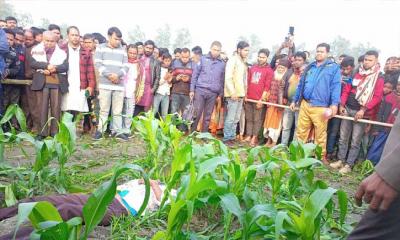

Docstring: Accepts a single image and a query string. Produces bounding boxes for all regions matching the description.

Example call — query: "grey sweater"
[94,43,128,91]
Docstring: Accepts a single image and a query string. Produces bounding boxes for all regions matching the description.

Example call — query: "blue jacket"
[293,59,341,107]
[190,53,225,96]
[0,28,9,79]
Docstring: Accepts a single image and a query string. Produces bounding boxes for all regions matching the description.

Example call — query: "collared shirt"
[303,62,325,101]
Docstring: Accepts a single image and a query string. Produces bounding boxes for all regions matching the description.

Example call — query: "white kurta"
[61,46,89,112]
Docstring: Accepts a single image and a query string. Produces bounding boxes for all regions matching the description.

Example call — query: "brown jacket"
[376,115,400,191]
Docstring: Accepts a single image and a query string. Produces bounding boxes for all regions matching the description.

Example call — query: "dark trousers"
[366,131,389,165]
[326,117,342,154]
[2,85,21,110]
[192,88,218,132]
[244,102,263,136]
[170,93,190,115]
[38,87,62,137]
[348,196,400,240]
[0,194,127,240]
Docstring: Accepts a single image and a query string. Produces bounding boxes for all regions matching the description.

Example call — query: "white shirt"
[156,67,172,96]
[61,45,89,112]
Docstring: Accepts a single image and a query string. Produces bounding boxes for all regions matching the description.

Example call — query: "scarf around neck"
[355,64,380,106]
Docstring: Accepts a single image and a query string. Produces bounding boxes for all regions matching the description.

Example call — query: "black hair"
[0,19,5,23]
[210,41,222,48]
[159,48,169,57]
[5,16,17,23]
[384,81,394,88]
[191,46,202,55]
[66,26,79,35]
[30,27,43,38]
[258,48,270,57]
[340,56,355,68]
[127,44,137,51]
[107,27,122,38]
[181,47,190,54]
[92,32,106,44]
[48,24,61,31]
[236,41,249,50]
[15,29,24,36]
[162,52,172,60]
[4,28,15,37]
[83,33,94,40]
[358,55,365,63]
[316,43,330,53]
[144,40,155,47]
[135,41,143,46]
[294,51,307,61]
[365,50,379,58]
[339,54,348,58]
[174,48,182,54]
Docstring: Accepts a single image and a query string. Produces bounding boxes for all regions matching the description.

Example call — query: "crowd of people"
[1,16,400,174]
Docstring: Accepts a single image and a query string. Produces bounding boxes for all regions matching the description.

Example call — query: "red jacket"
[246,64,273,100]
[340,73,384,119]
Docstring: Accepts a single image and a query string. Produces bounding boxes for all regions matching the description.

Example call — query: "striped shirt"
[94,43,129,91]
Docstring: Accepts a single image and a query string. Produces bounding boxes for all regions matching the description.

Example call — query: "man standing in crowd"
[135,41,144,58]
[281,51,306,146]
[48,24,62,44]
[30,31,68,139]
[173,48,181,60]
[0,27,9,116]
[330,50,384,174]
[5,16,17,29]
[170,48,194,115]
[290,43,341,164]
[223,41,249,144]
[22,29,40,132]
[191,46,202,64]
[135,40,160,114]
[326,56,355,160]
[61,26,96,132]
[384,56,400,87]
[190,41,225,132]
[93,27,128,141]
[2,28,21,112]
[0,20,6,28]
[244,48,273,146]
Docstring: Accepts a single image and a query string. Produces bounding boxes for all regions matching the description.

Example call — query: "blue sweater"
[0,28,9,79]
[293,59,341,107]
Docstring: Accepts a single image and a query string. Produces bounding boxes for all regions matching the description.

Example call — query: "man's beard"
[144,51,153,57]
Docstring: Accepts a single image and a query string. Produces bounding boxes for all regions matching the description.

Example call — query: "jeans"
[98,89,124,134]
[244,102,264,137]
[153,93,170,119]
[326,117,342,154]
[170,93,190,115]
[192,88,218,132]
[223,98,244,141]
[337,107,366,166]
[281,108,299,146]
[122,97,135,133]
[367,131,389,165]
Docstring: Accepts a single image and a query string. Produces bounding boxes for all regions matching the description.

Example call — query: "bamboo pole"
[245,98,394,128]
[1,79,32,85]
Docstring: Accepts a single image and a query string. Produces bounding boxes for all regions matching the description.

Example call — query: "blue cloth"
[223,98,243,141]
[293,59,341,107]
[190,53,225,96]
[0,28,9,78]
[367,131,389,165]
[326,117,342,154]
[117,190,138,216]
